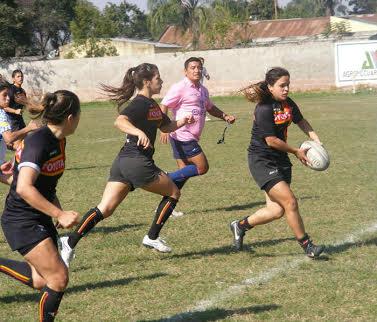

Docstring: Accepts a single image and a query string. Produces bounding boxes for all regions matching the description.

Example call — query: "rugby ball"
[300,141,330,171]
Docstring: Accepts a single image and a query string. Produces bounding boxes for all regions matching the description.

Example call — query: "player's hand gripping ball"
[300,141,330,171]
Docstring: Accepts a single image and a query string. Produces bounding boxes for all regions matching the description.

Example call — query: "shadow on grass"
[201,201,265,213]
[319,236,377,260]
[90,223,145,234]
[200,196,319,214]
[0,272,167,304]
[164,237,295,260]
[139,304,280,322]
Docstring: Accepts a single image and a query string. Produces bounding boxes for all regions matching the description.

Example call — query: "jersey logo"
[15,141,24,163]
[41,154,65,176]
[147,106,163,121]
[274,101,292,125]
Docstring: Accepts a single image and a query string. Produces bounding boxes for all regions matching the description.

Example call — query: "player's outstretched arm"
[297,119,321,144]
[207,105,236,123]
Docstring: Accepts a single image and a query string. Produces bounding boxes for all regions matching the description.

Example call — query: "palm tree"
[148,0,207,49]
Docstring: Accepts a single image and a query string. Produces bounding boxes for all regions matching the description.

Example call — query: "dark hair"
[184,57,202,70]
[101,63,159,112]
[25,90,80,125]
[12,69,23,78]
[241,67,290,103]
[0,78,11,92]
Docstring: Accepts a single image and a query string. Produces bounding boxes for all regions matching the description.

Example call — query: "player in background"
[0,79,38,184]
[0,90,80,321]
[59,63,194,264]
[199,57,211,121]
[159,57,236,217]
[229,67,324,259]
[5,70,27,150]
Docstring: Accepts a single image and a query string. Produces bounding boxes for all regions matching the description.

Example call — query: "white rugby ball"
[300,141,330,171]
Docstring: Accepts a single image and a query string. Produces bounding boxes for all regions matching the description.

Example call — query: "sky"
[90,0,292,12]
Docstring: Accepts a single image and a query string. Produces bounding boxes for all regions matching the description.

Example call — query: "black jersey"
[6,84,26,130]
[119,95,170,158]
[248,97,303,165]
[2,126,66,222]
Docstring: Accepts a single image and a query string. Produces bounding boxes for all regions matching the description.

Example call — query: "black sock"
[297,233,310,248]
[39,286,64,322]
[148,196,178,240]
[68,207,104,248]
[237,217,253,231]
[0,258,33,288]
[174,179,187,190]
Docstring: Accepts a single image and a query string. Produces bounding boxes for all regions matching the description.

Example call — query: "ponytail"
[100,63,159,113]
[241,81,270,103]
[24,91,80,124]
[241,67,290,104]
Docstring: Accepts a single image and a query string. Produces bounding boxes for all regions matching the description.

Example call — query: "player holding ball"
[230,67,325,259]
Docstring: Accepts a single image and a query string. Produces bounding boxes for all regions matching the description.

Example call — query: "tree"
[281,0,345,18]
[103,1,151,39]
[0,1,31,58]
[349,0,377,14]
[147,0,207,49]
[15,0,77,56]
[248,0,276,20]
[147,0,183,39]
[69,0,118,58]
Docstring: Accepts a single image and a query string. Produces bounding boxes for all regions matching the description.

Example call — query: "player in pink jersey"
[160,57,235,217]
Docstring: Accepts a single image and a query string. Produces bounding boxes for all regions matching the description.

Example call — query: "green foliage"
[281,0,326,18]
[70,0,116,41]
[103,1,151,39]
[204,2,251,49]
[0,1,31,58]
[204,5,233,48]
[281,0,347,18]
[322,20,351,38]
[349,0,377,14]
[70,0,118,58]
[17,0,78,55]
[248,0,276,20]
[64,51,76,59]
[147,0,186,40]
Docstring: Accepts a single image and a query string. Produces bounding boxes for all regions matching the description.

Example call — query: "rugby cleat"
[171,209,184,217]
[301,238,324,259]
[230,220,245,251]
[142,235,172,253]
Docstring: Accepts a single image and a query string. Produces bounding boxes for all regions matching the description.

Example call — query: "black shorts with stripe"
[248,153,292,192]
[108,154,162,190]
[1,215,58,256]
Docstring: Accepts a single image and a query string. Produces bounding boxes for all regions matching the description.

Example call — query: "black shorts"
[248,154,292,192]
[1,216,58,256]
[108,154,162,190]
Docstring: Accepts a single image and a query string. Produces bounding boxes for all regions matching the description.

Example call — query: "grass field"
[0,92,376,321]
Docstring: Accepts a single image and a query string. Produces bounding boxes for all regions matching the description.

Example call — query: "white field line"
[162,221,377,322]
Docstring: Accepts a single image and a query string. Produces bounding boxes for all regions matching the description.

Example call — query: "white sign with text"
[335,40,377,86]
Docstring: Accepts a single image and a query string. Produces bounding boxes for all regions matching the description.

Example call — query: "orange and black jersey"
[3,126,66,222]
[248,97,303,165]
[119,95,170,159]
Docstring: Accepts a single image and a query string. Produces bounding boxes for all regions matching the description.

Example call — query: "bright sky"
[90,0,292,12]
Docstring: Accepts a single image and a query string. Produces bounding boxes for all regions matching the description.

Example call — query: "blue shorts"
[170,138,203,160]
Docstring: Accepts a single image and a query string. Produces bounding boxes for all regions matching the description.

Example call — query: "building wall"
[0,40,335,102]
[59,40,156,59]
[111,40,155,56]
[331,16,377,32]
